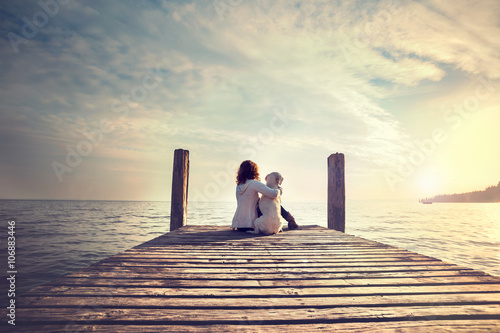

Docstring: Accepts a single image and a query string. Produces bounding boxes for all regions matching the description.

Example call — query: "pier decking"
[13,225,500,332]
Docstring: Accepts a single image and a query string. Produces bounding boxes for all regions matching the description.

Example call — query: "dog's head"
[265,172,283,187]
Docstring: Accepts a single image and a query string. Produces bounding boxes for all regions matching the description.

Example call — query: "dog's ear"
[277,174,283,186]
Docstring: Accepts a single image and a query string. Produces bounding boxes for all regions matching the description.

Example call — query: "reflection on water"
[346,201,500,277]
[0,200,498,296]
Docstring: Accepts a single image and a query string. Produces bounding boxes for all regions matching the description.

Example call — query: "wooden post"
[170,149,189,231]
[328,153,345,232]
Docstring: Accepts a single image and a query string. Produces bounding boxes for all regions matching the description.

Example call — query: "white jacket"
[231,179,280,229]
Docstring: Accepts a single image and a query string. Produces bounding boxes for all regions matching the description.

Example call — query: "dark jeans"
[256,199,289,218]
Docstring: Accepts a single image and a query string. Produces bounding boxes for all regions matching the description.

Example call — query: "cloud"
[375,0,500,78]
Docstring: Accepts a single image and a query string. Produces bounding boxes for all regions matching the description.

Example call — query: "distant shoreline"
[422,181,500,203]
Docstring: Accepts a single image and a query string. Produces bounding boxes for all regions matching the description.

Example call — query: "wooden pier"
[12,224,500,332]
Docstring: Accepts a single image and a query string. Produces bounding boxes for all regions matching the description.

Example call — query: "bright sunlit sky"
[0,0,499,202]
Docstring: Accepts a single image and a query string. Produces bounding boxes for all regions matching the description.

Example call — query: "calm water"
[0,200,499,297]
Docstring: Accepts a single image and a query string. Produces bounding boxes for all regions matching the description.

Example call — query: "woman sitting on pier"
[232,160,298,232]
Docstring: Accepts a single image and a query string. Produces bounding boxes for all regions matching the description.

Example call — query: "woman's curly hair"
[236,160,260,185]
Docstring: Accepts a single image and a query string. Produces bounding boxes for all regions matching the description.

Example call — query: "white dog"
[247,172,285,235]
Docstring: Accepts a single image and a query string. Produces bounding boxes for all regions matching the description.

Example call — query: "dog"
[247,172,285,235]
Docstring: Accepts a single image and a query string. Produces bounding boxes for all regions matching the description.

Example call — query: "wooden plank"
[115,251,421,257]
[107,249,423,256]
[18,293,500,308]
[97,262,468,270]
[24,284,500,297]
[78,260,455,268]
[56,269,493,281]
[9,322,500,333]
[13,304,500,323]
[58,269,498,282]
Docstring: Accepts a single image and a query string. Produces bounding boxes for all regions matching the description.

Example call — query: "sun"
[415,170,441,197]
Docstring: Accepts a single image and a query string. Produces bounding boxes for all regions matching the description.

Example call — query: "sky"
[0,0,499,202]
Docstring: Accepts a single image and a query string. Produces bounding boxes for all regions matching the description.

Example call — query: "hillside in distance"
[426,181,500,203]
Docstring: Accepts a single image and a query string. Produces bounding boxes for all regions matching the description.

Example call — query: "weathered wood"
[18,292,500,308]
[9,321,500,333]
[97,260,462,267]
[25,283,500,297]
[42,272,500,285]
[170,149,189,231]
[13,304,500,324]
[10,225,500,331]
[328,153,345,231]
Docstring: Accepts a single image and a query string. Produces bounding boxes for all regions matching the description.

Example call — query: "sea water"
[0,200,498,297]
